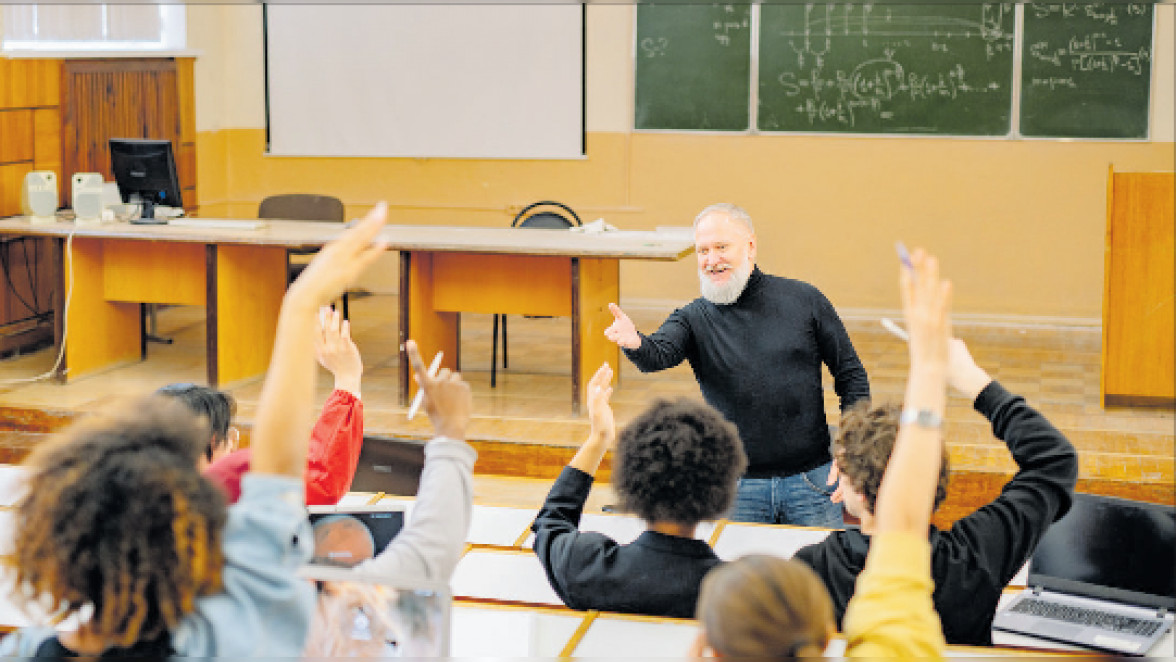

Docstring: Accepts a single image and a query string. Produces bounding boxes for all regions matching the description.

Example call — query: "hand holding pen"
[404,339,471,441]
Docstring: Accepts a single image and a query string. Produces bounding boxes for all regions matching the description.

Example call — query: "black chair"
[258,194,350,317]
[491,201,582,387]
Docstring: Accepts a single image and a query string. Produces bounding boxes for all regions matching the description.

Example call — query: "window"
[1,4,185,52]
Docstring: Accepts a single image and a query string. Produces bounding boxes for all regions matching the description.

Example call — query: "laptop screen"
[309,506,406,567]
[1029,493,1176,610]
[300,566,450,657]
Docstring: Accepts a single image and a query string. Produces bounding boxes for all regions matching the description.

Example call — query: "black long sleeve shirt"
[531,467,722,618]
[624,267,870,477]
[794,381,1080,645]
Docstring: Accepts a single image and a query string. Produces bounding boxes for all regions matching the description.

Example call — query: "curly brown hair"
[612,398,747,524]
[10,395,227,648]
[834,400,950,515]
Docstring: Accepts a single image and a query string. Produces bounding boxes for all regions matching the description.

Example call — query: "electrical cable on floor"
[0,230,74,385]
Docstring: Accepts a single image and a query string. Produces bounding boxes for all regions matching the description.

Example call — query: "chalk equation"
[758,3,1014,132]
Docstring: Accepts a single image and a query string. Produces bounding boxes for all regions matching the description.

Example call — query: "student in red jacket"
[158,306,364,505]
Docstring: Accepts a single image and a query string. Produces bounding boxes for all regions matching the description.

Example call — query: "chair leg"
[502,315,508,369]
[491,314,499,388]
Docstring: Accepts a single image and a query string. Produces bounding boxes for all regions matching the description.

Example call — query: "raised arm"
[356,339,475,581]
[305,306,367,505]
[568,362,616,477]
[250,203,388,478]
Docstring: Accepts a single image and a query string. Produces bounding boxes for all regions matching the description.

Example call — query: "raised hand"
[289,202,389,310]
[900,248,953,373]
[586,362,616,447]
[316,306,363,397]
[604,303,641,350]
[406,339,471,441]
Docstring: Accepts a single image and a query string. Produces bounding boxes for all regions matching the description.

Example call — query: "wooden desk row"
[0,218,694,411]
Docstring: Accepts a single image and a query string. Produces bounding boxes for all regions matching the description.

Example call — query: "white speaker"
[72,172,106,225]
[21,171,58,225]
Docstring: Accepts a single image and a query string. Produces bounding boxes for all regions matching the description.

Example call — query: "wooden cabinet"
[1102,168,1176,407]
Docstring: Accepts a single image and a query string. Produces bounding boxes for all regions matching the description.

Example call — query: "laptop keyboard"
[1013,597,1163,636]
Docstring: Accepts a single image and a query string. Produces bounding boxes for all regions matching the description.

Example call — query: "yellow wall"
[188,4,1176,320]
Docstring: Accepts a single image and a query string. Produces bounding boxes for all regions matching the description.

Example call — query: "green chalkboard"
[635,3,752,131]
[757,3,1016,134]
[1020,2,1153,139]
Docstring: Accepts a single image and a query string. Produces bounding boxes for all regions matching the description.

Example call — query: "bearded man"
[604,203,869,527]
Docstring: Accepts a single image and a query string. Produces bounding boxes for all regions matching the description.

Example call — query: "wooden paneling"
[1102,170,1176,407]
[62,238,141,380]
[0,164,32,217]
[0,110,34,164]
[61,58,184,205]
[32,108,62,176]
[212,245,286,386]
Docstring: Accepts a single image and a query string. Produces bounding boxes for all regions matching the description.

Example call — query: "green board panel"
[1020,2,1153,139]
[635,3,752,131]
[757,3,1016,134]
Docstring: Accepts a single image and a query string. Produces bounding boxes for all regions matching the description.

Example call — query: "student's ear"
[688,631,718,658]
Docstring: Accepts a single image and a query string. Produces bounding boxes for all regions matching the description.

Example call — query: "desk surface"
[0,218,695,260]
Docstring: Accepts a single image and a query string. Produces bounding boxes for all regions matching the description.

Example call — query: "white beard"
[698,259,753,305]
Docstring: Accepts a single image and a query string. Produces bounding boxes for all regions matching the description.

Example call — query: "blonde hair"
[697,555,833,659]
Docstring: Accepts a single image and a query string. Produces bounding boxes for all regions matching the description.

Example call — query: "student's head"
[12,395,227,648]
[612,398,746,525]
[694,203,757,305]
[155,383,238,465]
[312,515,376,567]
[695,554,835,658]
[833,400,951,521]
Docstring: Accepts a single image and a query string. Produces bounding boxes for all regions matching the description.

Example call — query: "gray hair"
[693,203,755,234]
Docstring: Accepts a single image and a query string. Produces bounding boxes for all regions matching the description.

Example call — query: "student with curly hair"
[691,247,953,658]
[158,306,367,506]
[794,338,1078,645]
[0,203,391,658]
[531,363,747,618]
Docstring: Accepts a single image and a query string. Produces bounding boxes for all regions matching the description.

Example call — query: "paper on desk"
[570,218,618,233]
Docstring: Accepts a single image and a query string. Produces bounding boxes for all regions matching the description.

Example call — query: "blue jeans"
[729,461,844,528]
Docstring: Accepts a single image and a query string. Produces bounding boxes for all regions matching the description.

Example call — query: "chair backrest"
[258,194,345,223]
[511,201,582,229]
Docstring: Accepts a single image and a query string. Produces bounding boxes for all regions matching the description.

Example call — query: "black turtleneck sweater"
[624,267,870,477]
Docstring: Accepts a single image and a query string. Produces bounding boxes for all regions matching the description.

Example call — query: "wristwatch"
[900,408,944,429]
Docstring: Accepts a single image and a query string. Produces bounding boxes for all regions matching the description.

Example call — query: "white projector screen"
[265,4,584,159]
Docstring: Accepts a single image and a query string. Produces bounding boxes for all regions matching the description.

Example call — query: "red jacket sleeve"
[304,390,365,505]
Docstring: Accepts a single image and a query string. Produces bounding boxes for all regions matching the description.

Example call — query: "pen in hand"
[407,350,444,420]
[881,317,910,342]
[895,240,913,272]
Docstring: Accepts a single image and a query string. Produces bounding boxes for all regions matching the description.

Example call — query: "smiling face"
[695,211,757,304]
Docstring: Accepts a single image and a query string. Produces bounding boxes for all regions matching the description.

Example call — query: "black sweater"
[531,467,722,618]
[624,268,870,477]
[793,381,1079,645]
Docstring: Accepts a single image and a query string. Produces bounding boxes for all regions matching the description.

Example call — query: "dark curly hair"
[10,395,227,648]
[612,398,747,524]
[155,383,236,461]
[834,400,950,515]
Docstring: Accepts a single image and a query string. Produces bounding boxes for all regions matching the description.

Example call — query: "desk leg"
[209,244,285,387]
[572,258,620,416]
[60,238,141,381]
[399,251,459,406]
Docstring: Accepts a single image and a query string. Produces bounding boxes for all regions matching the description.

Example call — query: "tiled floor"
[0,293,1171,486]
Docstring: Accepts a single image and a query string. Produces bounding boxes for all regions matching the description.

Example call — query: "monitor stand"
[129,197,168,225]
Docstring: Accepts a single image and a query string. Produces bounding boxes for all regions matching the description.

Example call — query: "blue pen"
[895,241,913,271]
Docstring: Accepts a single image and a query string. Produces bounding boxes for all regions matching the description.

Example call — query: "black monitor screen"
[1029,493,1176,609]
[309,509,405,567]
[109,138,183,219]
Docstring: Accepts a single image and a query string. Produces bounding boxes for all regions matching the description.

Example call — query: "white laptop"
[992,493,1175,656]
[299,566,451,657]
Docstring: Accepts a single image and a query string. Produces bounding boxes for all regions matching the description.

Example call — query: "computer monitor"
[109,138,183,222]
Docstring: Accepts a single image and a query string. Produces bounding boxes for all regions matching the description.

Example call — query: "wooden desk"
[393,226,694,414]
[0,217,341,386]
[0,219,693,397]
